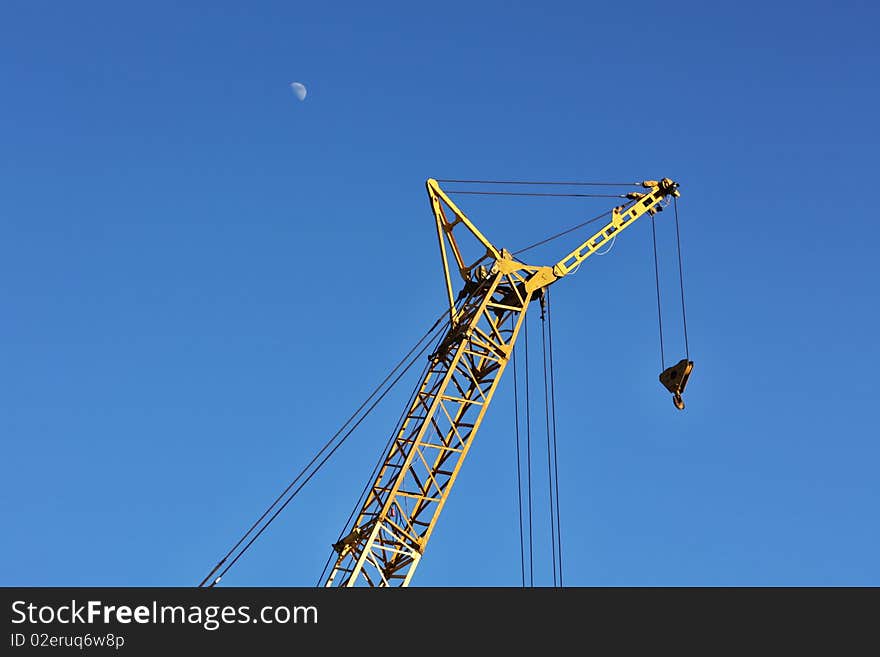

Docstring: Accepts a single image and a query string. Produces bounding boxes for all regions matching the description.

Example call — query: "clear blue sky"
[2,0,878,587]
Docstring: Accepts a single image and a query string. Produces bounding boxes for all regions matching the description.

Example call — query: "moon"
[290,82,307,101]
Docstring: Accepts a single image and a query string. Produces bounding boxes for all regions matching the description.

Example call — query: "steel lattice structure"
[325,177,680,586]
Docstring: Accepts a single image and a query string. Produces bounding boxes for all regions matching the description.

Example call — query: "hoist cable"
[315,354,435,587]
[513,210,613,256]
[314,277,492,587]
[673,197,690,360]
[540,299,558,587]
[316,313,455,587]
[651,215,665,370]
[208,331,444,587]
[446,190,625,199]
[546,290,564,586]
[512,325,527,589]
[524,312,534,587]
[199,308,451,588]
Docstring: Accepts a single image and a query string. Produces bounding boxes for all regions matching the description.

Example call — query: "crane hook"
[659,359,694,411]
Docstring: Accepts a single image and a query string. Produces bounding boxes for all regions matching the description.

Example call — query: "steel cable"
[199,309,452,587]
[436,179,637,187]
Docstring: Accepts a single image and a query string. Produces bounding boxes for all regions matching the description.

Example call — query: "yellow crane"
[324,177,689,587]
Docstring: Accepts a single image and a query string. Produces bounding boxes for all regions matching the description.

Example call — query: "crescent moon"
[290,82,307,101]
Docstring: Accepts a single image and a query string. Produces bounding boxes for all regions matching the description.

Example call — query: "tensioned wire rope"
[443,178,690,378]
[315,331,444,586]
[523,312,535,587]
[546,289,563,586]
[437,178,643,258]
[540,291,563,587]
[650,198,690,371]
[438,178,636,210]
[511,291,565,588]
[437,180,642,586]
[435,178,639,186]
[315,276,495,586]
[512,326,527,588]
[199,305,456,587]
[200,180,672,587]
[444,190,627,199]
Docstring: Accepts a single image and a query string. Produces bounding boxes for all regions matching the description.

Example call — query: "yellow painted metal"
[660,358,694,410]
[526,178,680,293]
[427,178,503,269]
[324,176,680,587]
[325,269,533,587]
[426,178,504,323]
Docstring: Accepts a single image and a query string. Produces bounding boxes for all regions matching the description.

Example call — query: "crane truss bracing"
[325,270,532,587]
[324,176,680,587]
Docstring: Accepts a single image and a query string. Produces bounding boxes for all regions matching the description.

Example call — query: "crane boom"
[324,177,679,587]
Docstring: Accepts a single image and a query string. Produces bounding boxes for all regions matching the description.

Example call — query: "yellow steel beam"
[325,270,532,586]
[524,178,680,293]
[323,176,680,587]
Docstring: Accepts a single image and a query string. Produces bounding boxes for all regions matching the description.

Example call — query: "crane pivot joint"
[659,178,681,198]
[332,527,362,556]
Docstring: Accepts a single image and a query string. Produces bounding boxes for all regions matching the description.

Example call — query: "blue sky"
[1,0,878,587]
